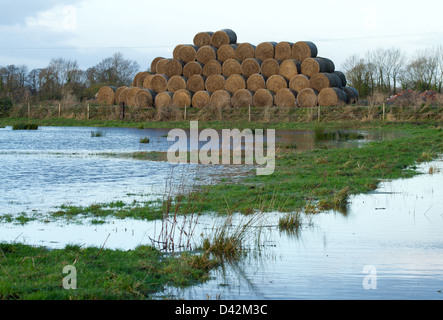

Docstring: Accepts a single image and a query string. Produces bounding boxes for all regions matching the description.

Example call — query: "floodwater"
[1,126,442,300]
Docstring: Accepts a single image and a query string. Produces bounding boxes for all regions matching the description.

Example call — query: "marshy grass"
[139,137,150,144]
[278,212,303,234]
[90,130,105,137]
[314,125,364,141]
[12,123,38,130]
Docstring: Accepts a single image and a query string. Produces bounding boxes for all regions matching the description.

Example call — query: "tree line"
[342,46,443,99]
[0,52,140,106]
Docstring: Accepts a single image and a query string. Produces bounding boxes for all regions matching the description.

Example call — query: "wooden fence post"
[87,104,90,120]
[318,105,321,122]
[58,102,61,117]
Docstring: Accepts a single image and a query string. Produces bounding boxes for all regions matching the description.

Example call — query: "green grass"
[139,137,150,144]
[90,130,105,137]
[0,242,218,300]
[12,123,38,130]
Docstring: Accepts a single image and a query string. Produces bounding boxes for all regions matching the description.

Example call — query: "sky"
[1,0,442,72]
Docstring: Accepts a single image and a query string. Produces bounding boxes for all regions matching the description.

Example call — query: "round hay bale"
[211,29,237,48]
[334,71,347,87]
[241,58,262,78]
[151,74,170,93]
[225,74,246,94]
[342,87,359,104]
[178,45,199,63]
[289,74,310,93]
[301,57,335,77]
[261,58,281,78]
[187,74,206,93]
[114,86,128,104]
[231,89,253,108]
[222,59,242,77]
[309,73,343,92]
[150,57,165,74]
[292,41,318,61]
[275,42,294,61]
[255,41,277,61]
[97,86,117,105]
[196,46,218,64]
[234,43,256,62]
[183,61,203,78]
[266,75,288,93]
[164,59,184,78]
[173,89,193,108]
[275,88,297,108]
[135,89,157,108]
[318,87,348,107]
[142,74,155,90]
[118,87,131,104]
[133,71,150,87]
[297,88,318,108]
[279,59,301,81]
[210,90,232,109]
[173,45,185,60]
[155,59,169,75]
[192,91,212,108]
[205,74,226,93]
[202,59,222,77]
[253,89,274,108]
[217,44,238,63]
[247,74,267,92]
[126,87,142,107]
[155,91,174,108]
[193,31,214,47]
[167,75,188,93]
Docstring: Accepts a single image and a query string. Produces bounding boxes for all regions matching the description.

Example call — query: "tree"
[89,52,140,87]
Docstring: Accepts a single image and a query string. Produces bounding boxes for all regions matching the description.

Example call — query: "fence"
[9,102,443,124]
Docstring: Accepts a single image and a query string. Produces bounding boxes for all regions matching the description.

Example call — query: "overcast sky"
[1,0,442,71]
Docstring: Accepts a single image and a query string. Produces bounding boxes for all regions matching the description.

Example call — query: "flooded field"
[1,125,442,300]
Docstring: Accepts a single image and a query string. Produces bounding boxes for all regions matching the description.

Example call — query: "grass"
[12,123,38,130]
[139,137,150,144]
[90,130,105,137]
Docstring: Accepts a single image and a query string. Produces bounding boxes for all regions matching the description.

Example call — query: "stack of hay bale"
[97,29,359,109]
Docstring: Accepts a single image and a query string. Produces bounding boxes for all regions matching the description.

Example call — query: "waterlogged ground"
[1,126,442,300]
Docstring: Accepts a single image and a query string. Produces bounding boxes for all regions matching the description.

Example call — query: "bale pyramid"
[97,29,359,109]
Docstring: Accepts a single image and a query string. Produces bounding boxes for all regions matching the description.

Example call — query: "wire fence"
[9,102,443,124]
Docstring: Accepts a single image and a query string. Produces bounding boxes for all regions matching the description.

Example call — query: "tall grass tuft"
[91,130,105,137]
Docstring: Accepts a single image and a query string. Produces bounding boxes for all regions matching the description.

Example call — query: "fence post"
[58,102,61,117]
[382,103,386,121]
[87,104,90,120]
[184,104,187,121]
[318,105,321,122]
[28,103,30,118]
[249,105,251,122]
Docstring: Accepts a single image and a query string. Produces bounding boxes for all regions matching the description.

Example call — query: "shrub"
[0,96,13,117]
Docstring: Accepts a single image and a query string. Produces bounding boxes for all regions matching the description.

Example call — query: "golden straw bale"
[183,61,203,78]
[210,90,232,109]
[142,74,155,90]
[168,75,188,93]
[164,59,184,78]
[253,89,274,108]
[97,86,117,105]
[247,74,267,92]
[133,71,150,87]
[241,58,262,78]
[275,88,297,108]
[261,58,281,78]
[318,87,348,107]
[211,29,237,48]
[135,89,157,108]
[225,74,246,94]
[279,59,301,81]
[231,89,253,108]
[196,46,218,64]
[234,43,256,62]
[275,42,294,61]
[292,41,318,61]
[173,89,193,108]
[155,59,169,75]
[173,45,185,60]
[155,91,174,108]
[178,45,199,63]
[202,59,222,77]
[193,31,214,47]
[309,73,343,92]
[192,91,212,108]
[126,87,142,107]
[151,74,170,93]
[297,88,318,108]
[217,44,238,63]
[187,74,206,93]
[222,59,242,77]
[266,75,288,93]
[114,86,128,104]
[117,87,131,104]
[255,42,277,61]
[289,74,310,93]
[150,57,165,74]
[301,57,335,77]
[205,74,226,93]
